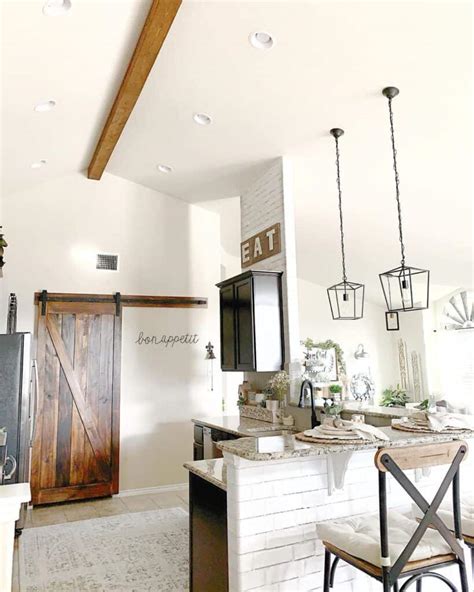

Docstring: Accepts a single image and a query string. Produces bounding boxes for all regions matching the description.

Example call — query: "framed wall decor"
[304,347,338,382]
[385,311,399,331]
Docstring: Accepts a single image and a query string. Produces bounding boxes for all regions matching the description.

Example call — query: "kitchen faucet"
[298,379,319,428]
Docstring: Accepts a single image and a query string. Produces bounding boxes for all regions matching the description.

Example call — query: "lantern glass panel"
[327,281,364,320]
[379,265,429,312]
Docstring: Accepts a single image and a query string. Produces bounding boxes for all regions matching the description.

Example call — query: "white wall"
[394,310,429,401]
[1,172,225,489]
[298,278,397,401]
[200,196,242,414]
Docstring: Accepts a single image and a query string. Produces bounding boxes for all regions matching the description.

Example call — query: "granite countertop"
[217,427,474,461]
[184,458,227,491]
[192,415,297,437]
[310,401,421,419]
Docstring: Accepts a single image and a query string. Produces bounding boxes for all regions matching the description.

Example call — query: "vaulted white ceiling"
[1,0,472,297]
[1,0,151,197]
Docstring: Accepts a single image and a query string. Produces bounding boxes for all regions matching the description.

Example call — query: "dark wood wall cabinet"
[216,270,284,372]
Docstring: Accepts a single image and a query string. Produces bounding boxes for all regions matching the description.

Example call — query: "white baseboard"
[115,482,188,498]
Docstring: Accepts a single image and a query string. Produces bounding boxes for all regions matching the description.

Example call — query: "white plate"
[303,428,364,441]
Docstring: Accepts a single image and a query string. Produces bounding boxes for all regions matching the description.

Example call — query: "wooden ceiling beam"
[88,0,182,180]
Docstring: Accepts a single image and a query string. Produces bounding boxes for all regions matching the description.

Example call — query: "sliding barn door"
[31,299,121,505]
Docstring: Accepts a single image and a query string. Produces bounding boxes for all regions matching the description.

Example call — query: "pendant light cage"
[379,87,430,313]
[326,128,365,320]
[380,265,430,312]
[328,280,365,320]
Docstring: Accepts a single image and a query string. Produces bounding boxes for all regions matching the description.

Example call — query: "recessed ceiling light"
[193,113,212,126]
[31,160,47,169]
[34,100,56,113]
[249,31,274,50]
[156,164,172,174]
[43,0,72,16]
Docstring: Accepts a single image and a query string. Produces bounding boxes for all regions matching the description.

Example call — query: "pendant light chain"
[387,97,406,268]
[334,134,347,283]
[327,127,365,320]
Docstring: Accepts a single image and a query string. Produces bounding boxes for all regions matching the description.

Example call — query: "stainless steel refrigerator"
[0,333,34,532]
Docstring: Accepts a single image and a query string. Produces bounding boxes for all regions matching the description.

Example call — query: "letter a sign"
[240,223,282,268]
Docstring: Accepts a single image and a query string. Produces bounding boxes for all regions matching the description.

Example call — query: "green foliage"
[263,385,277,401]
[323,397,343,416]
[380,385,410,408]
[301,338,346,376]
[329,384,343,394]
[417,399,430,410]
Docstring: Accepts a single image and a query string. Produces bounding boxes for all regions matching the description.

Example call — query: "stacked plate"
[299,423,368,444]
[392,418,469,434]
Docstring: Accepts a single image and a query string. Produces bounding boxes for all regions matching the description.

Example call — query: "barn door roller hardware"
[114,292,121,316]
[36,292,208,315]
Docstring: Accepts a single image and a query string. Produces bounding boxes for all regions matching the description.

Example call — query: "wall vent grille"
[96,253,119,271]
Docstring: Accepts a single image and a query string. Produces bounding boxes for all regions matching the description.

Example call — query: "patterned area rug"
[19,507,189,591]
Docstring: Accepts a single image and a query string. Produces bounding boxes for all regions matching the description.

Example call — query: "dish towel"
[411,410,474,432]
[349,422,390,442]
[327,451,353,495]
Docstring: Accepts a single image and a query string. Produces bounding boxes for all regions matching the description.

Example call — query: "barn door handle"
[40,290,48,315]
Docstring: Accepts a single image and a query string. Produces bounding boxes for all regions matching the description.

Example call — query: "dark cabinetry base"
[189,474,228,592]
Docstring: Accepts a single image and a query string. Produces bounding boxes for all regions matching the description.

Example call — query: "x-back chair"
[318,441,469,592]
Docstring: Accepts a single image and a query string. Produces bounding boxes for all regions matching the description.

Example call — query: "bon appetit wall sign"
[135,332,199,347]
[241,223,281,268]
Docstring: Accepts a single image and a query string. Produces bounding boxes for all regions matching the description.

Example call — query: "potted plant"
[380,385,409,408]
[322,397,343,423]
[328,384,343,400]
[265,371,290,411]
[264,394,280,412]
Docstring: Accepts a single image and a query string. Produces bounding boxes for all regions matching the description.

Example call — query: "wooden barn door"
[31,298,121,505]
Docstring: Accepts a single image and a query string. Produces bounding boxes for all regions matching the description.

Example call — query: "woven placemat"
[295,432,367,445]
[391,422,468,435]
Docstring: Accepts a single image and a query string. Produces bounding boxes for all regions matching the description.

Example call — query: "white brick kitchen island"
[218,430,473,592]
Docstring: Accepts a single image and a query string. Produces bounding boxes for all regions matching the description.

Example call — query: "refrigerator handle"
[4,455,17,480]
[30,359,39,447]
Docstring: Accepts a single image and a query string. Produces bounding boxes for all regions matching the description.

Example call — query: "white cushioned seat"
[317,510,452,567]
[412,493,474,538]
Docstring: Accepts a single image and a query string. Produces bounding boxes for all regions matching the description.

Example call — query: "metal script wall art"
[135,331,199,347]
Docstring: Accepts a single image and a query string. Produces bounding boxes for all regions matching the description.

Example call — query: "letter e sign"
[241,223,281,268]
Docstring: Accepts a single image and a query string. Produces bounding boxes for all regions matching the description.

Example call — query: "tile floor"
[12,488,189,591]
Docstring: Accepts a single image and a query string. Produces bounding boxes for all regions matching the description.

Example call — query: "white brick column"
[224,451,369,591]
[240,158,301,398]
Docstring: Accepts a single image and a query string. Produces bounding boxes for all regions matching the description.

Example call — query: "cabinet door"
[220,284,236,370]
[235,278,256,371]
[193,443,204,461]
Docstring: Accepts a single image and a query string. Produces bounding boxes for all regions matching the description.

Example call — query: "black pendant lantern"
[379,87,430,312]
[327,128,365,320]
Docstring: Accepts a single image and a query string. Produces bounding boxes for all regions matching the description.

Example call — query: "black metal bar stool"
[317,441,470,591]
[413,493,474,582]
